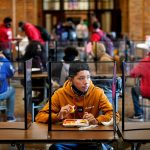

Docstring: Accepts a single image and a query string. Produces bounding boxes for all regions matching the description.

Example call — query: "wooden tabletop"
[48,124,118,142]
[118,122,150,142]
[0,122,48,143]
[0,122,119,143]
[13,71,48,79]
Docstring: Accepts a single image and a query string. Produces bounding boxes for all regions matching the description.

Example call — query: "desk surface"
[0,122,48,143]
[48,124,118,142]
[14,71,48,79]
[118,122,150,142]
[136,43,149,50]
[0,122,118,143]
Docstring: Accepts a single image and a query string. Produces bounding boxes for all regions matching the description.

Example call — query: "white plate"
[63,119,89,127]
[32,68,41,72]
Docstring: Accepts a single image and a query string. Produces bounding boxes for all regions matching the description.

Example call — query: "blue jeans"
[49,143,113,150]
[0,86,15,117]
[131,86,143,115]
[49,143,98,150]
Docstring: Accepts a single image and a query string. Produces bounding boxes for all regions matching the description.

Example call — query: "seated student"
[22,40,46,70]
[89,42,114,74]
[0,17,13,61]
[35,62,120,150]
[88,42,120,74]
[0,49,16,122]
[128,52,150,121]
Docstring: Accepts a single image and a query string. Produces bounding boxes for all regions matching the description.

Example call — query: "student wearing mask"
[36,62,120,150]
[22,40,46,70]
[0,17,13,60]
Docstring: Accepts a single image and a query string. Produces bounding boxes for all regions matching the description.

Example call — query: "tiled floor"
[0,80,150,150]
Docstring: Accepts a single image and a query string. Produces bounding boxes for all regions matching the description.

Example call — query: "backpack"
[95,32,114,56]
[35,25,51,42]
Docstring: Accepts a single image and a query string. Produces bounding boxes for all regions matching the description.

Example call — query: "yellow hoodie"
[35,80,120,124]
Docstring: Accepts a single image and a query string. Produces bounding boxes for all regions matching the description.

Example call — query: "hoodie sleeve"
[35,92,61,124]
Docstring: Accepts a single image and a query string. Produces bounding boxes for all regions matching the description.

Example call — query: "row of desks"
[13,71,48,79]
[0,122,117,143]
[13,71,48,99]
[0,122,149,149]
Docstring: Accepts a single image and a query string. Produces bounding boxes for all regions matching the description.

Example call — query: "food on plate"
[63,119,77,125]
[79,119,87,123]
[63,119,89,127]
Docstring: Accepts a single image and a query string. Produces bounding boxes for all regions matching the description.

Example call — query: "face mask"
[18,27,23,32]
[5,23,11,28]
[72,84,86,96]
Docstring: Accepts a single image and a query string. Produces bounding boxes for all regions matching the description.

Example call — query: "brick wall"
[0,0,38,37]
[143,0,150,38]
[129,0,143,41]
[0,1,13,18]
[120,0,129,36]
[128,0,150,41]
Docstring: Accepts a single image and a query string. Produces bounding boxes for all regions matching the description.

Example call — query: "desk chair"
[32,84,49,122]
[21,77,48,122]
[31,77,48,122]
[32,87,45,122]
[32,97,44,122]
[91,76,122,112]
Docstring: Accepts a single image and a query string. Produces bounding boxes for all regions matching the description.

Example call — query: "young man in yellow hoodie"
[35,62,120,150]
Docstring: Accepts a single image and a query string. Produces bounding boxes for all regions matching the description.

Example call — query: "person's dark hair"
[18,21,24,27]
[23,40,44,59]
[63,46,78,62]
[69,62,89,77]
[66,17,73,23]
[92,21,100,29]
[3,17,12,24]
[23,40,46,70]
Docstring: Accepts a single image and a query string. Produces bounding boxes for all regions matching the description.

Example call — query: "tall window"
[98,0,114,9]
[43,0,114,10]
[43,0,60,10]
